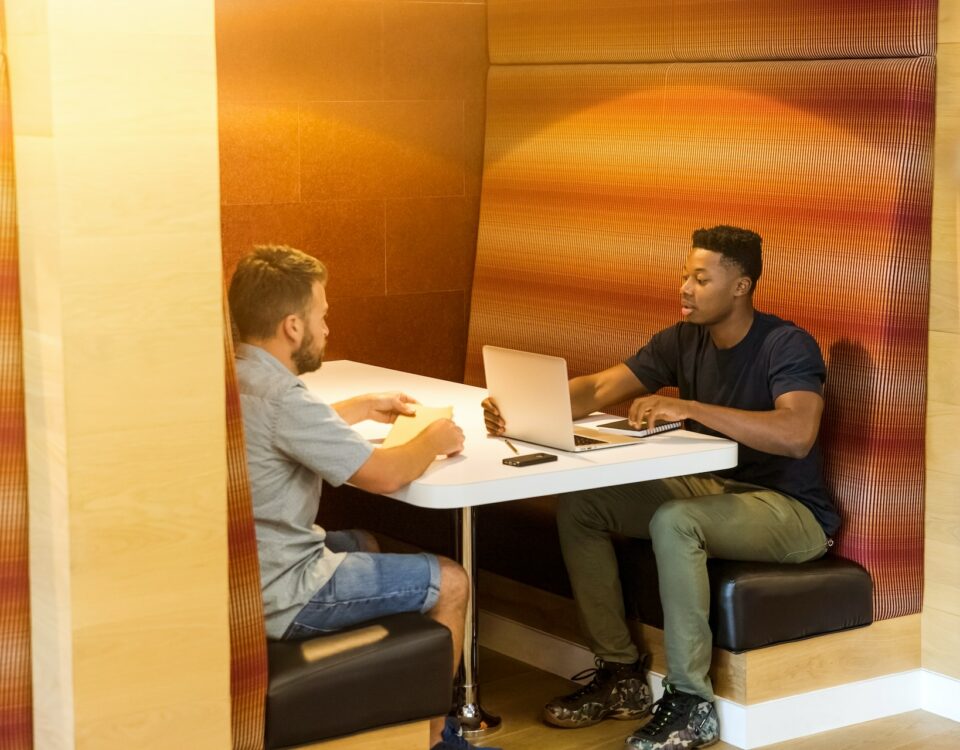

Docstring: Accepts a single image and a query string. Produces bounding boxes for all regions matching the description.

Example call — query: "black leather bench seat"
[708,557,873,651]
[318,488,873,657]
[265,612,453,749]
[480,496,873,653]
[617,541,873,652]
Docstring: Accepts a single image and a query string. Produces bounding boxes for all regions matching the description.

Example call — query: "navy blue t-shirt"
[624,311,840,537]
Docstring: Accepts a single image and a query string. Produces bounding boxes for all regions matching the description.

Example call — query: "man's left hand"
[367,392,418,423]
[628,394,692,429]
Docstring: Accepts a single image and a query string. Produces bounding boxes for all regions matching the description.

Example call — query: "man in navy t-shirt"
[483,226,840,750]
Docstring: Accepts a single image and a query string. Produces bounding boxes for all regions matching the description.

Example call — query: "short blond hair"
[228,245,328,340]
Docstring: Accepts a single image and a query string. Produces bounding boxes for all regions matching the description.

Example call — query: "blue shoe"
[431,717,502,750]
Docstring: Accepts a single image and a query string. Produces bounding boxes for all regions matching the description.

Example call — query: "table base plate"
[456,702,502,739]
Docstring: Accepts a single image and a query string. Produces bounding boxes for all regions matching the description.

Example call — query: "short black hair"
[691,225,762,293]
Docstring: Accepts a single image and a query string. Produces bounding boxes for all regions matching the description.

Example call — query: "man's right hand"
[350,418,465,494]
[481,397,505,436]
[421,418,465,457]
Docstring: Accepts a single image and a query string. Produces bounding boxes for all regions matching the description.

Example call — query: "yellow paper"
[381,405,453,448]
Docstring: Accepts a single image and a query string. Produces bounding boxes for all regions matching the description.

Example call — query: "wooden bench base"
[296,720,430,750]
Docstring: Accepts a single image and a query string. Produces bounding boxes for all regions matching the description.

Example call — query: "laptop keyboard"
[574,434,605,446]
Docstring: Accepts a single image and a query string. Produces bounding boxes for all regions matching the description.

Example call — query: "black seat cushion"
[616,539,873,651]
[707,557,873,651]
[265,612,453,749]
[478,496,872,652]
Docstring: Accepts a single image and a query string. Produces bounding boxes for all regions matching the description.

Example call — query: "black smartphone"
[502,452,558,467]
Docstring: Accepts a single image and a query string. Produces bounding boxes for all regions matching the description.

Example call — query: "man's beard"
[292,328,324,375]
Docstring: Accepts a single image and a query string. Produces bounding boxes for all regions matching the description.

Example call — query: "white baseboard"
[478,610,960,749]
[726,670,921,748]
[922,669,960,723]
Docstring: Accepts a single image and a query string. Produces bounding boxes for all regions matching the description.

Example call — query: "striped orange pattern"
[0,52,33,749]
[489,0,936,64]
[224,296,268,750]
[466,57,933,620]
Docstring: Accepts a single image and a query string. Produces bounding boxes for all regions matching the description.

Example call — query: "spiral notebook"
[594,418,683,438]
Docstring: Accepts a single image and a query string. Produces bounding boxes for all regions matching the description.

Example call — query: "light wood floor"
[478,648,960,750]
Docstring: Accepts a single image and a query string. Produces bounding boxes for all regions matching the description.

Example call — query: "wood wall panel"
[923,6,960,682]
[5,2,231,748]
[923,607,960,679]
[216,0,489,382]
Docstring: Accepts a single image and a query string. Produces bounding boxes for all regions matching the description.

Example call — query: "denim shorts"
[283,529,442,640]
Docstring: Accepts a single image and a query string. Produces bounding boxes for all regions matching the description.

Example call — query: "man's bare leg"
[427,556,469,746]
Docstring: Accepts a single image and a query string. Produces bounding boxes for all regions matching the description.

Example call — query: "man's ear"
[279,313,303,344]
[735,276,752,297]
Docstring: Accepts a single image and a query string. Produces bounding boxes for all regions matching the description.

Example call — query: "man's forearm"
[685,401,817,459]
[569,375,600,420]
[332,396,369,425]
[350,432,441,495]
[570,364,649,420]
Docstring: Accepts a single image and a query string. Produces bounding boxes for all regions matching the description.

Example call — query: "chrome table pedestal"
[454,505,501,739]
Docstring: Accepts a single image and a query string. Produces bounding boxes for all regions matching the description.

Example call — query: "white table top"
[301,360,738,509]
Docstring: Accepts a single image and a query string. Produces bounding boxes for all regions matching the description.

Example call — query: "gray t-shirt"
[235,344,374,638]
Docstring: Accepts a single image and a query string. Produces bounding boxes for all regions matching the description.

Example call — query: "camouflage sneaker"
[624,686,719,750]
[543,656,652,728]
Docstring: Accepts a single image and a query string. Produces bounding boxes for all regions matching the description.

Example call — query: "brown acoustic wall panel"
[216,0,489,383]
[0,53,32,749]
[489,0,936,64]
[466,58,933,620]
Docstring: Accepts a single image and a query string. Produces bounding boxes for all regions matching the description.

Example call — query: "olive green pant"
[556,474,828,700]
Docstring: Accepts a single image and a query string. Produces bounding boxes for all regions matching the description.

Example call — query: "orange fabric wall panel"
[489,0,937,64]
[216,0,489,382]
[0,53,33,749]
[224,296,268,750]
[465,59,934,620]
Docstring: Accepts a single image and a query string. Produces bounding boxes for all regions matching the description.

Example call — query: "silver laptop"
[482,345,642,452]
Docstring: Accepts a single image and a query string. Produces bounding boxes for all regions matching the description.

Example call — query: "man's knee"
[354,529,380,553]
[650,499,701,543]
[557,491,608,535]
[436,556,469,607]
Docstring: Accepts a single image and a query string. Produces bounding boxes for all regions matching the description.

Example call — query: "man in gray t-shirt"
[230,245,497,750]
